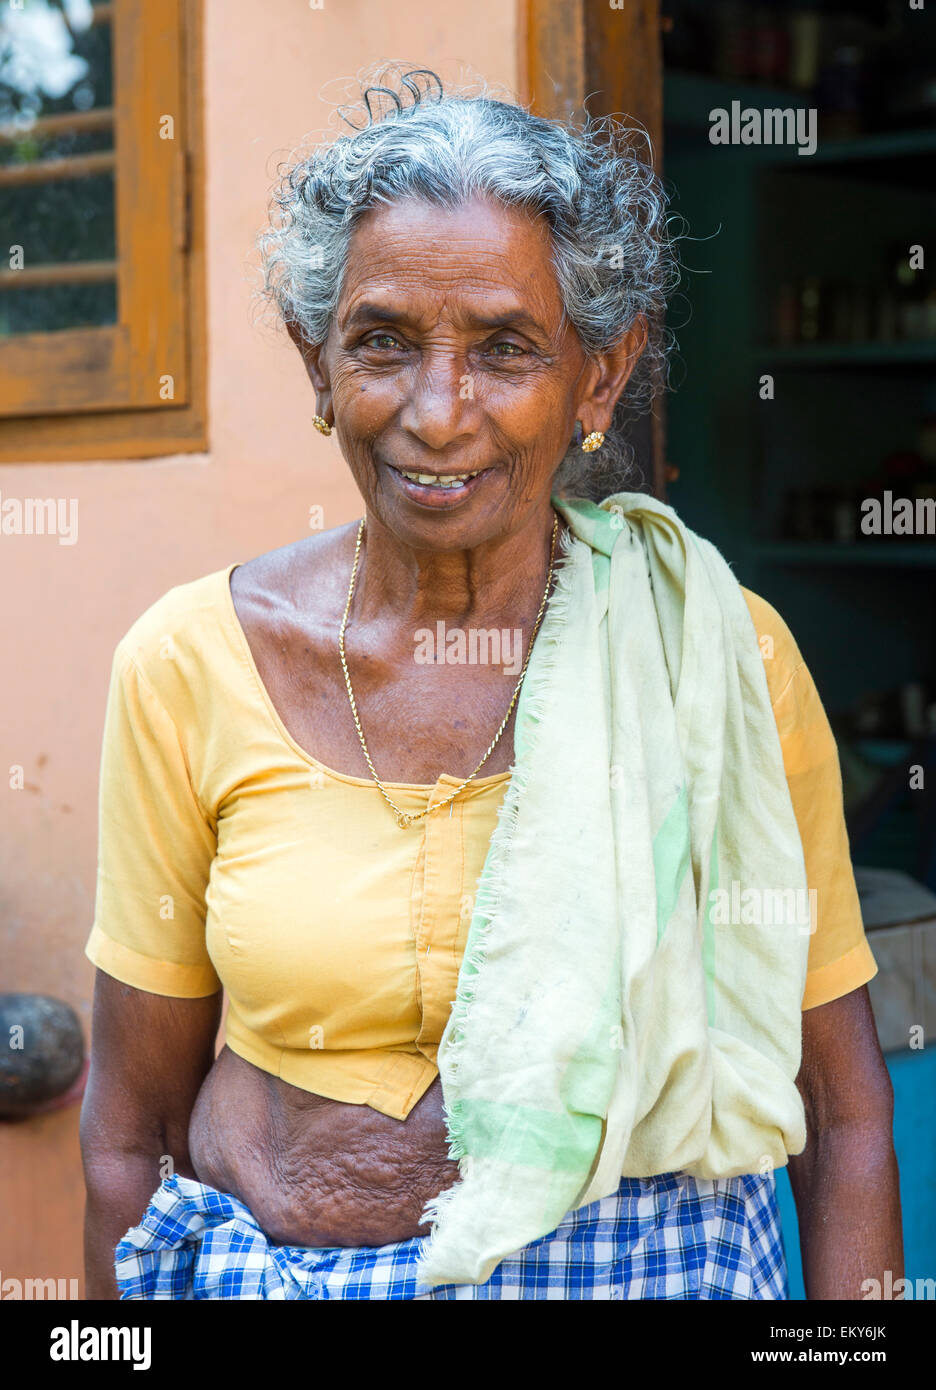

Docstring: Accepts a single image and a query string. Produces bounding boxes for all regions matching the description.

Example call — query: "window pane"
[0,279,116,336]
[0,1,116,336]
[1,169,114,260]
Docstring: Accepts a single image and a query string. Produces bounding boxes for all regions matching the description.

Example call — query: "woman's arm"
[788,984,903,1300]
[79,970,222,1300]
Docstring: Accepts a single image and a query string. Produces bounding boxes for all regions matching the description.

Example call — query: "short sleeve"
[770,658,878,1011]
[84,642,222,998]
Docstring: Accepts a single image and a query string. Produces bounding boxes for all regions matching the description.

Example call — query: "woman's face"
[300,196,643,551]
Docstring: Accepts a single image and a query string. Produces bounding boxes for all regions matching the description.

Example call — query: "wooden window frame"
[0,0,206,462]
[520,0,666,499]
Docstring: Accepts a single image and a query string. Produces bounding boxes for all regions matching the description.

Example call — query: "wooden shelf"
[664,70,802,129]
[757,340,936,367]
[665,71,936,186]
[771,126,936,187]
[757,543,936,568]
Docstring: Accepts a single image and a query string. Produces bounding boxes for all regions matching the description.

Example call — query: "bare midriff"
[188,1046,458,1248]
[192,526,560,1249]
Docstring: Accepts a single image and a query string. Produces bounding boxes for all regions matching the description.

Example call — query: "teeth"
[397,469,483,488]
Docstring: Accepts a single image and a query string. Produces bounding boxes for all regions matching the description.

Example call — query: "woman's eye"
[363,333,404,350]
[487,341,525,357]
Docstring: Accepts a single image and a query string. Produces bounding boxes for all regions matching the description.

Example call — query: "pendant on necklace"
[395,811,412,829]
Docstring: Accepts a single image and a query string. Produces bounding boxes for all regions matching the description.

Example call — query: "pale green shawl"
[416,491,811,1289]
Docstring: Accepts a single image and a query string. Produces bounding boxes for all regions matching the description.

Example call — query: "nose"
[397,349,480,453]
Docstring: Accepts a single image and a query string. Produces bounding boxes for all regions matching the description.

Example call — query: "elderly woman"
[80,71,901,1301]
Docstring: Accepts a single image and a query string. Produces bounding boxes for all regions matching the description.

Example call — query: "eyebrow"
[342,301,551,337]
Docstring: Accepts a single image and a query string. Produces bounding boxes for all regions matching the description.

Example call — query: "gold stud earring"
[312,414,332,437]
[581,430,605,453]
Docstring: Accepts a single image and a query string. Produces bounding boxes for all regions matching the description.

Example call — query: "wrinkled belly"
[188,1046,459,1248]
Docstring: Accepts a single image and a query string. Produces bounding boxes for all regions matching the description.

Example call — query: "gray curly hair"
[258,68,680,500]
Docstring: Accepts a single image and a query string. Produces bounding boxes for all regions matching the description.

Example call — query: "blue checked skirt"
[114,1170,789,1300]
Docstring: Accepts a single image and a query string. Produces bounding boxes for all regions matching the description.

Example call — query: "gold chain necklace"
[338,511,560,829]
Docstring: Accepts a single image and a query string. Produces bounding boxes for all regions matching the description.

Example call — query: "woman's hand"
[789,984,903,1300]
[79,971,222,1299]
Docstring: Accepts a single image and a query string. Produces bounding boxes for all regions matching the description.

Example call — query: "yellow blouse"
[85,562,877,1120]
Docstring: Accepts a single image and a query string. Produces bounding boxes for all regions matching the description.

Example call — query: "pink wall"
[0,0,519,1288]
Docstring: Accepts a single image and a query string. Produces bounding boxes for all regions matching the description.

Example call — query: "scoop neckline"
[219,561,513,794]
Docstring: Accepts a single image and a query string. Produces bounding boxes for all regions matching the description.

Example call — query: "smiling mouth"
[388,465,488,491]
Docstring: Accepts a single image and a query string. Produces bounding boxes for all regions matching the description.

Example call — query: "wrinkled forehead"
[335,195,565,334]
